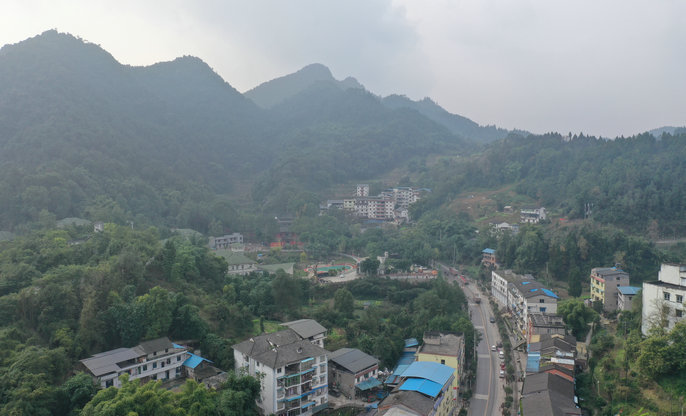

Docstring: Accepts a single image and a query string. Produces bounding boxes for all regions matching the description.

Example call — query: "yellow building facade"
[416,332,464,394]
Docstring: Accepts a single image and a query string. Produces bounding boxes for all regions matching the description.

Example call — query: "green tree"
[557,298,598,339]
[333,288,355,318]
[360,258,380,276]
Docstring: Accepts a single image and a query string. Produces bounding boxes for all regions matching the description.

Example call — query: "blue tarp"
[527,352,540,373]
[404,338,419,348]
[542,288,559,298]
[357,377,382,391]
[482,248,495,254]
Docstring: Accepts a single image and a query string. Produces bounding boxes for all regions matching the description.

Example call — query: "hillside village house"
[642,263,686,335]
[233,323,329,415]
[617,286,641,311]
[80,338,189,388]
[209,233,243,249]
[222,252,257,275]
[328,348,380,399]
[481,248,497,268]
[520,207,547,224]
[590,267,630,312]
[415,332,465,395]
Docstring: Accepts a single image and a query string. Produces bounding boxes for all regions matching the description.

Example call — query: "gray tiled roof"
[137,337,173,355]
[378,390,434,415]
[329,348,378,374]
[418,332,464,356]
[81,348,139,377]
[521,372,581,416]
[233,329,328,369]
[282,319,327,339]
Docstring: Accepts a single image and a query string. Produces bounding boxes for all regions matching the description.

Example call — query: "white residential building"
[520,207,547,224]
[642,263,686,335]
[492,270,558,339]
[79,338,188,388]
[282,319,327,348]
[356,184,369,197]
[233,328,329,415]
[210,233,244,249]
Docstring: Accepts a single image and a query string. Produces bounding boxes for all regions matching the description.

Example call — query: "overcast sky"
[3,0,685,137]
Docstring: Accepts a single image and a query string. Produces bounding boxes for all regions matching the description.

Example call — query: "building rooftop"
[232,329,328,368]
[529,313,565,327]
[591,267,629,278]
[482,248,495,254]
[618,286,641,295]
[397,362,453,398]
[216,251,255,265]
[329,348,378,374]
[417,332,464,357]
[521,372,580,416]
[137,337,174,355]
[379,390,434,415]
[183,352,213,369]
[281,319,327,339]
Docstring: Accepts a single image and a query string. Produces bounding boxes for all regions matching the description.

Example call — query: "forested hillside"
[0,31,474,232]
[413,132,686,235]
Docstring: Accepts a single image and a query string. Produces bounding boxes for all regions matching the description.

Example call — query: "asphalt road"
[462,282,504,416]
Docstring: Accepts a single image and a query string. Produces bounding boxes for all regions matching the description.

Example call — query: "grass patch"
[251,319,283,335]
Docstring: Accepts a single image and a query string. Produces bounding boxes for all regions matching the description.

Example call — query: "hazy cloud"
[2,0,685,137]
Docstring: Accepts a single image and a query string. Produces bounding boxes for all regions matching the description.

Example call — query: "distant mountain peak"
[244,63,365,109]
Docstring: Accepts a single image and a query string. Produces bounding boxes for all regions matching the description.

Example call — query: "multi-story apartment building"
[353,197,395,220]
[79,337,189,388]
[642,263,686,335]
[590,267,630,312]
[378,361,456,416]
[356,184,369,197]
[509,280,559,339]
[491,270,533,307]
[415,332,464,395]
[233,329,329,415]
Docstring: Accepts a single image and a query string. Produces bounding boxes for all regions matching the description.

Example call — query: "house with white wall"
[233,327,329,415]
[642,263,686,335]
[79,337,189,388]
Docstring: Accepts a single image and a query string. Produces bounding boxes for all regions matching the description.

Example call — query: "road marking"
[478,354,491,359]
[473,394,489,400]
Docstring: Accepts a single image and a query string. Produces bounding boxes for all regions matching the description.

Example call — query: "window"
[665,292,671,301]
[277,368,282,374]
[677,295,684,303]
[166,358,171,364]
[105,379,113,388]
[540,307,547,313]
[165,348,169,353]
[143,364,147,371]
[177,356,181,361]
[677,310,683,318]
[153,362,157,369]
[441,359,445,365]
[539,299,545,303]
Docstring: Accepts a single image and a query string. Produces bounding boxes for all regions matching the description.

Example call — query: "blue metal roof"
[521,281,531,285]
[618,286,641,295]
[482,248,495,254]
[399,377,443,398]
[401,362,453,387]
[183,352,213,369]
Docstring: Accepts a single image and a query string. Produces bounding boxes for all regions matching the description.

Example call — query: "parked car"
[499,370,505,378]
[489,316,495,323]
[491,345,496,351]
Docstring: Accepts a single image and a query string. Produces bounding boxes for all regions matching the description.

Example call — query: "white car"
[491,345,496,351]
[499,370,505,378]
